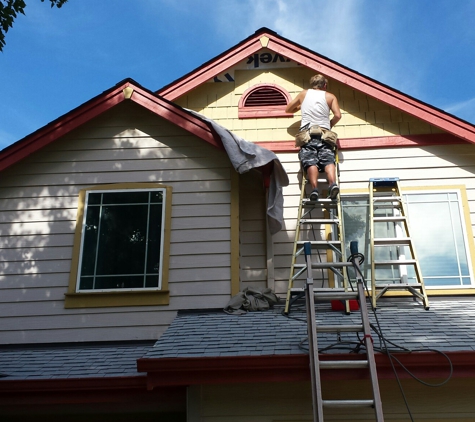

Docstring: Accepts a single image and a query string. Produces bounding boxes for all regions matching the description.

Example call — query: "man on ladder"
[285,74,342,201]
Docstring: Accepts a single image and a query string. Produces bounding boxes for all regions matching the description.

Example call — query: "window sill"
[64,290,170,308]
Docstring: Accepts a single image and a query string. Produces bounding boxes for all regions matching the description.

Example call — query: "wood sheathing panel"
[0,101,234,344]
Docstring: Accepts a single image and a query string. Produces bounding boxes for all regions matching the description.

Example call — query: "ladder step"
[300,218,340,224]
[373,196,401,202]
[314,291,358,301]
[373,237,411,246]
[294,262,353,270]
[302,198,338,206]
[373,216,406,222]
[373,259,417,265]
[296,240,341,247]
[316,324,363,333]
[374,283,422,289]
[322,399,375,408]
[320,360,369,369]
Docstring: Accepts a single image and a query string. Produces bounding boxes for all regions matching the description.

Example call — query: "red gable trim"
[0,80,222,173]
[158,28,475,144]
[138,351,474,389]
[255,133,465,153]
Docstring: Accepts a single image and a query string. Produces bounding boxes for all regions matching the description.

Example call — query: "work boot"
[309,189,319,201]
[328,184,339,200]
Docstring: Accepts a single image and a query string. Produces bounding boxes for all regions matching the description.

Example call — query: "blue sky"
[1,0,475,150]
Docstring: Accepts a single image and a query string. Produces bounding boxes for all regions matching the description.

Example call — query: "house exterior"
[2,28,475,421]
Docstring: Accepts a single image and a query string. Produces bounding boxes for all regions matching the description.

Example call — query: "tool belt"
[295,124,338,148]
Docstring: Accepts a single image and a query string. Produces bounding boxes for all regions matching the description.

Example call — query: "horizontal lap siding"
[274,144,475,295]
[0,102,233,344]
[195,379,475,421]
[239,170,267,291]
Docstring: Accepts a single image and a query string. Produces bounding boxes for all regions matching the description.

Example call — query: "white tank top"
[300,89,330,130]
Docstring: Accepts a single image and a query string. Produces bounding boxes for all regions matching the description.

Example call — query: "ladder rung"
[314,291,358,301]
[373,196,401,202]
[373,259,417,265]
[300,218,339,224]
[296,240,341,247]
[322,399,374,408]
[312,262,353,269]
[316,324,363,333]
[375,283,422,289]
[302,198,338,206]
[373,237,411,246]
[320,360,368,369]
[373,216,406,222]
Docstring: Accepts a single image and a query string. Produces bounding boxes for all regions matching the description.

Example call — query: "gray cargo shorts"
[298,138,336,172]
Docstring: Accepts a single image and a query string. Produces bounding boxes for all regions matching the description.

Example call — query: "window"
[238,83,293,119]
[341,188,475,291]
[65,183,172,308]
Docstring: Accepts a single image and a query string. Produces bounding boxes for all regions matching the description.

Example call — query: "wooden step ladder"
[369,178,429,310]
[284,172,352,315]
[304,242,384,422]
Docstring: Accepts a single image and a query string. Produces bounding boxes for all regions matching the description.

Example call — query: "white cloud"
[445,97,475,124]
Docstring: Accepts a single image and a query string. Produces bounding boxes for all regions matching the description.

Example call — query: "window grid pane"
[78,189,165,291]
[342,190,473,289]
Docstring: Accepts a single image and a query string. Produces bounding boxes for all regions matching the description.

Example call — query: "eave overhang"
[157,28,475,145]
[137,351,475,390]
[0,79,223,173]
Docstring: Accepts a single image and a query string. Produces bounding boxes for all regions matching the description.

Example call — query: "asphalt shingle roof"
[143,298,475,359]
[0,342,154,380]
[2,298,475,381]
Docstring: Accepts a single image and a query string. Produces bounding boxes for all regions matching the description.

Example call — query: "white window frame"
[341,186,475,292]
[403,188,474,289]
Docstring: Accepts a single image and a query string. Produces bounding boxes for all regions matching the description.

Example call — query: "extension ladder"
[304,242,384,422]
[284,170,351,315]
[369,178,429,309]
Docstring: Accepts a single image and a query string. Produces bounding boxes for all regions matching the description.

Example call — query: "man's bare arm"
[285,90,307,113]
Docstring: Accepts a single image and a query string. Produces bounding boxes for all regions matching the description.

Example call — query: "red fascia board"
[0,87,124,173]
[255,133,464,153]
[138,351,475,388]
[0,377,186,407]
[0,375,147,394]
[130,86,221,149]
[158,28,475,143]
[266,36,475,143]
[158,33,265,100]
[0,81,222,173]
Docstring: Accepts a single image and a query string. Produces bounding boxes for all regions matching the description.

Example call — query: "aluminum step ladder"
[284,171,352,315]
[304,242,384,422]
[369,178,429,310]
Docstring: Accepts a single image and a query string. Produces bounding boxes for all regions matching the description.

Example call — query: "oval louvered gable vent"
[238,84,293,119]
[244,88,287,107]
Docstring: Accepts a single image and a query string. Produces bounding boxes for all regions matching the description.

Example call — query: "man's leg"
[324,163,336,186]
[306,165,319,189]
[324,163,339,199]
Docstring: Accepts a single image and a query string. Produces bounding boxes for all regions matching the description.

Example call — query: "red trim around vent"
[238,83,293,119]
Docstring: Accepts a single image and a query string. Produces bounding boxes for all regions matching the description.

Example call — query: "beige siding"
[239,170,267,291]
[0,101,234,344]
[190,379,475,421]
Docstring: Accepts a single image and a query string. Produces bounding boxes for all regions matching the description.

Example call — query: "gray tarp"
[189,111,290,234]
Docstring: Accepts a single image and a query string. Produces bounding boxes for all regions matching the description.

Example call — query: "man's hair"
[310,74,328,89]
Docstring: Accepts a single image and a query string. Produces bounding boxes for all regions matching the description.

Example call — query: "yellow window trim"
[65,183,172,309]
[342,184,475,296]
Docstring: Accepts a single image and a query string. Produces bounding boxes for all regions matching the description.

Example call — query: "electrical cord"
[347,252,454,422]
